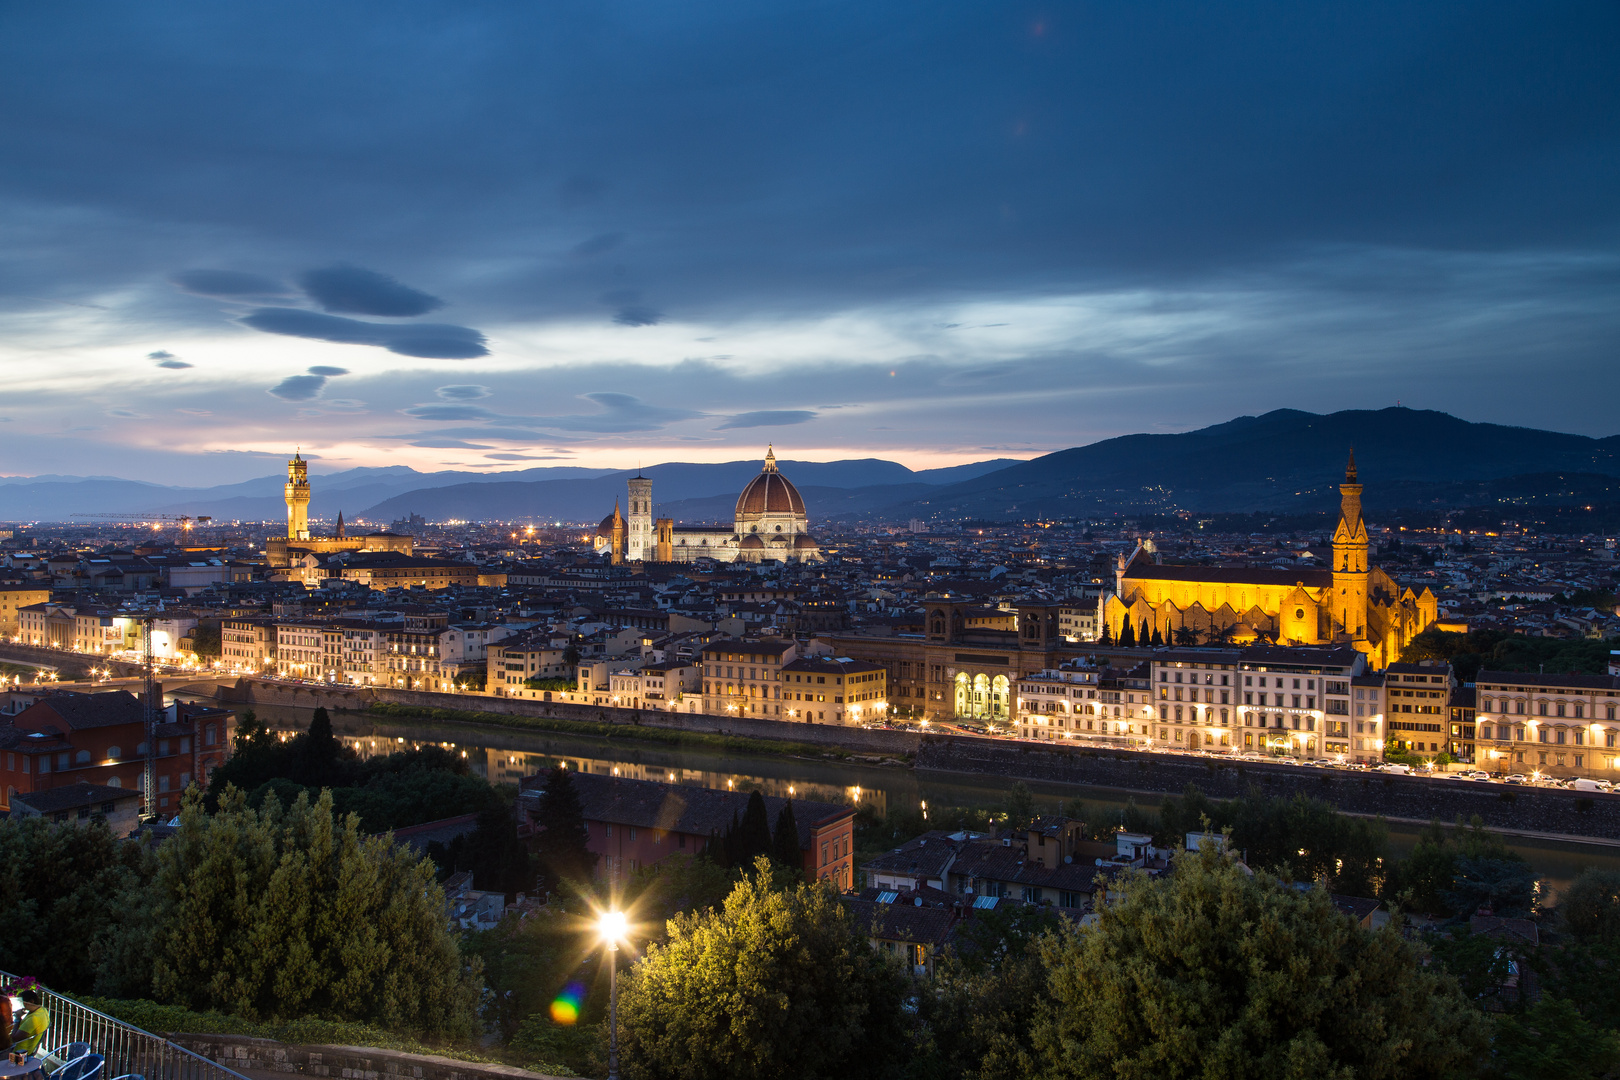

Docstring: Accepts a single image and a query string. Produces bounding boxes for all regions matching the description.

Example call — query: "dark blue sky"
[1,2,1616,481]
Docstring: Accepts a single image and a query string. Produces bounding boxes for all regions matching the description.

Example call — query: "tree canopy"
[103,786,479,1039]
[616,858,909,1080]
[1029,845,1488,1079]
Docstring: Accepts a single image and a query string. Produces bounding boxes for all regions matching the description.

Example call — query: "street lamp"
[598,909,629,1080]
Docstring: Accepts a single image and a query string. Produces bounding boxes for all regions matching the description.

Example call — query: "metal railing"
[2,972,250,1080]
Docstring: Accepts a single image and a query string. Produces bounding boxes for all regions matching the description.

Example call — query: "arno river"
[226,699,1620,904]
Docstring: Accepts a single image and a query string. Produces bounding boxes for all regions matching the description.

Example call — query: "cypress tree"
[1119,620,1136,648]
[738,791,772,865]
[721,808,741,867]
[533,766,595,890]
[1099,621,1113,647]
[771,801,802,872]
[1141,620,1152,647]
[1150,625,1164,647]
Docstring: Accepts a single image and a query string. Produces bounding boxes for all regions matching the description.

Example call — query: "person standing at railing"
[7,990,48,1058]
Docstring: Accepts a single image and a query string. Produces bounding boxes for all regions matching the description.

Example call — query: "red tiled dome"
[740,534,766,549]
[735,448,806,518]
[793,534,819,549]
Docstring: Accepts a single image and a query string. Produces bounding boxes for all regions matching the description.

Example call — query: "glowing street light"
[597,909,629,1080]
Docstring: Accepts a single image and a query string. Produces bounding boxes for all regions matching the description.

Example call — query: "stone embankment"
[217,678,923,756]
[917,736,1620,841]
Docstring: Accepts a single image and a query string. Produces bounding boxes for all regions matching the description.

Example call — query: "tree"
[0,815,149,995]
[1558,867,1620,942]
[1118,620,1136,648]
[771,801,802,874]
[1098,621,1113,647]
[531,765,596,892]
[911,905,1062,1080]
[1155,784,1389,897]
[300,706,346,787]
[617,858,909,1080]
[433,803,535,899]
[1384,818,1535,918]
[1141,620,1153,647]
[1003,781,1036,832]
[1149,624,1164,647]
[1172,625,1200,647]
[1488,997,1620,1080]
[724,790,773,868]
[1029,846,1489,1079]
[108,786,478,1038]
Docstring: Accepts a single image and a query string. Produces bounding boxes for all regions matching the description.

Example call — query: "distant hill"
[880,408,1620,521]
[0,455,1018,524]
[357,459,1019,523]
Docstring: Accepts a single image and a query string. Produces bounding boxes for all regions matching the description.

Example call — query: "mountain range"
[3,408,1617,525]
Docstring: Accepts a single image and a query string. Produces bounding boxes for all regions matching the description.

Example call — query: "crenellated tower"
[1330,448,1369,640]
[285,451,311,541]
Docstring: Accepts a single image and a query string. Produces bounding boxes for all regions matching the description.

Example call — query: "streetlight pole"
[608,938,619,1080]
[598,908,627,1080]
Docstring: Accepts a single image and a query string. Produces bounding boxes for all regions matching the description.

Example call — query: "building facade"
[594,448,823,564]
[1105,454,1438,667]
[1473,670,1620,779]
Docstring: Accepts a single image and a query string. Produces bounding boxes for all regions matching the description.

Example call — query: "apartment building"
[778,655,886,725]
[1473,669,1620,778]
[1013,661,1103,740]
[699,638,798,718]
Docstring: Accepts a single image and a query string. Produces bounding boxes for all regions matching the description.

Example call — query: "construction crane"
[70,512,213,529]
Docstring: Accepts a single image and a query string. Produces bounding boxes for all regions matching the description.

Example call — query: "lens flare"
[549,981,586,1025]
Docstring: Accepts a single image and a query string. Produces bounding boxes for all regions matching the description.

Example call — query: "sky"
[1,2,1617,485]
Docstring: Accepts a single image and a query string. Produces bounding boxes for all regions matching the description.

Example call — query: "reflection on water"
[336,728,888,818]
[228,699,1620,903]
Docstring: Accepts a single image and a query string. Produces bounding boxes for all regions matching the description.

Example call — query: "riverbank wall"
[217,678,923,756]
[918,736,1620,840]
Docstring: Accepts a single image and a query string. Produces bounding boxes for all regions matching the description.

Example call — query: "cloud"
[715,409,817,430]
[171,269,291,298]
[401,403,502,421]
[269,374,331,401]
[307,365,349,376]
[297,265,443,317]
[613,305,662,327]
[540,391,703,432]
[240,308,489,358]
[411,438,494,449]
[374,426,583,443]
[436,384,491,400]
[147,348,193,369]
[107,408,146,419]
[572,233,625,258]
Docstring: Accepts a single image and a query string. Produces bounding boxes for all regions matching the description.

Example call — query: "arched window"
[106,746,122,760]
[106,777,121,788]
[74,750,91,765]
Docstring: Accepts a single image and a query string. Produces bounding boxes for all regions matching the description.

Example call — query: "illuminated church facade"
[594,447,822,564]
[1104,453,1436,668]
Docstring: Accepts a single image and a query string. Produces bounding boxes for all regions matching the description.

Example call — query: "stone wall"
[918,736,1620,841]
[219,678,922,756]
[170,1034,564,1080]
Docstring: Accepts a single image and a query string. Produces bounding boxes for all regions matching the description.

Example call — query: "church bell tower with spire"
[1331,449,1369,641]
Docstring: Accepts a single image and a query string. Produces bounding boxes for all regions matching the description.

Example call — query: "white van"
[1573,778,1612,793]
[1378,764,1412,775]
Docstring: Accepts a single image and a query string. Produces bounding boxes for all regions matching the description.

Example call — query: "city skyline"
[2,3,1617,486]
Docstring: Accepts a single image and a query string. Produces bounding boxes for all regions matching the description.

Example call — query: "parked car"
[1573,778,1613,793]
[1503,773,1530,784]
[1377,764,1412,775]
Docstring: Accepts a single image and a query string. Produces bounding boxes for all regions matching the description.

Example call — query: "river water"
[227,699,1620,904]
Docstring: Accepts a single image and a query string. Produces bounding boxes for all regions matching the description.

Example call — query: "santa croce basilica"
[594,447,822,564]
